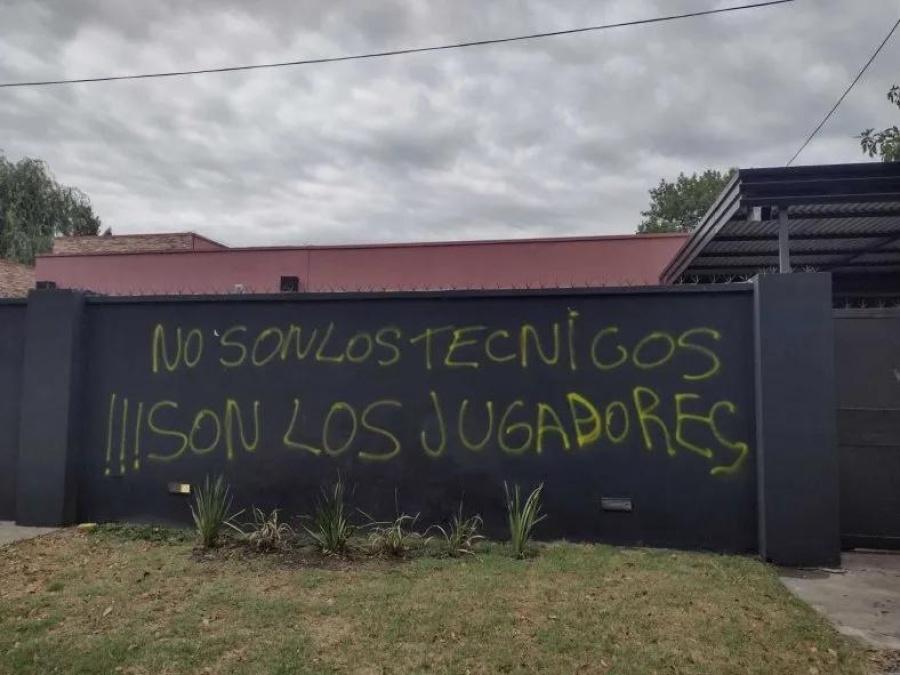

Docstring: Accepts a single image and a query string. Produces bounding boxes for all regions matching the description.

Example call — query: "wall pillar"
[754,272,840,566]
[15,290,86,526]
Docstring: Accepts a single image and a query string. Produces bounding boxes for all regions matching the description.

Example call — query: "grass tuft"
[365,512,429,557]
[504,481,547,559]
[431,503,484,557]
[304,476,355,554]
[231,507,295,552]
[190,474,241,549]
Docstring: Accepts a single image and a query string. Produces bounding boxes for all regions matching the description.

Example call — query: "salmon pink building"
[32,232,688,295]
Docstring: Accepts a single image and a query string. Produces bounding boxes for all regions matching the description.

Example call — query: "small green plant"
[304,477,355,554]
[88,523,192,545]
[190,475,241,549]
[504,482,546,559]
[431,504,484,557]
[365,513,429,557]
[231,507,294,552]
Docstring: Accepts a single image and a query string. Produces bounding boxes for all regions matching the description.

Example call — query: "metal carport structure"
[660,162,900,304]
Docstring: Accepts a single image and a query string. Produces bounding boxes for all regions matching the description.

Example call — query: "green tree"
[638,168,736,234]
[0,151,101,264]
[859,84,899,162]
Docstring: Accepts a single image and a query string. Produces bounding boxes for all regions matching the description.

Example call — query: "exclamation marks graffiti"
[104,393,117,477]
[104,393,142,477]
[119,398,129,474]
[133,402,144,472]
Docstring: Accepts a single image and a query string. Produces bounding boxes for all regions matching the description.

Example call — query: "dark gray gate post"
[15,290,86,526]
[754,272,840,566]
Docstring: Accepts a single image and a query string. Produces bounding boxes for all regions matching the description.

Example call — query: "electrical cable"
[786,17,900,166]
[0,0,795,89]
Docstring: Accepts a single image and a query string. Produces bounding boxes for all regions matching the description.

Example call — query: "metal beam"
[697,250,855,259]
[832,259,900,268]
[716,231,900,243]
[781,207,900,221]
[779,208,790,273]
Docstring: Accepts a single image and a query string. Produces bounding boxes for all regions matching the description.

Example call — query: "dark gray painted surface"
[16,291,85,526]
[0,302,26,519]
[834,309,900,550]
[77,288,758,552]
[754,273,840,566]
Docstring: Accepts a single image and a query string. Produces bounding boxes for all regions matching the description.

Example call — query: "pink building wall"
[35,233,687,295]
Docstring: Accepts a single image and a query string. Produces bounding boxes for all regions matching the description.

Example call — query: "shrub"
[232,507,294,552]
[190,475,241,549]
[304,477,355,554]
[431,504,484,557]
[504,482,546,559]
[366,513,429,557]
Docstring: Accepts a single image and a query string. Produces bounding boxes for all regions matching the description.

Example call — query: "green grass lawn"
[0,528,875,674]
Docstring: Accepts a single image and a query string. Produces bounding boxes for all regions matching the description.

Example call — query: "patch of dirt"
[198,645,251,675]
[189,538,424,571]
[871,649,900,674]
[305,614,355,650]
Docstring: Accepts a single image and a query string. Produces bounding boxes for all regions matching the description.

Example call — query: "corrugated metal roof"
[661,163,900,283]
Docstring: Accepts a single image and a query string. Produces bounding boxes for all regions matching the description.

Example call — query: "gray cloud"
[1,0,898,247]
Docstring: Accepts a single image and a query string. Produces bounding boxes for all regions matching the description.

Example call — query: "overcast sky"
[1,0,898,247]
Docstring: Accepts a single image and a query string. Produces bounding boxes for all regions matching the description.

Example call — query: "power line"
[786,17,900,166]
[0,0,795,89]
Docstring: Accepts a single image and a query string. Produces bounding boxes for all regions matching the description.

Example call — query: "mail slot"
[601,497,633,512]
[168,482,191,495]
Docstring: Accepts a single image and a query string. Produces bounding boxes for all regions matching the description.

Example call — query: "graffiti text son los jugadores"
[103,388,748,479]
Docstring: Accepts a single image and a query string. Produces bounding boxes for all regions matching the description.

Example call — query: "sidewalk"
[780,552,900,650]
[0,521,57,546]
